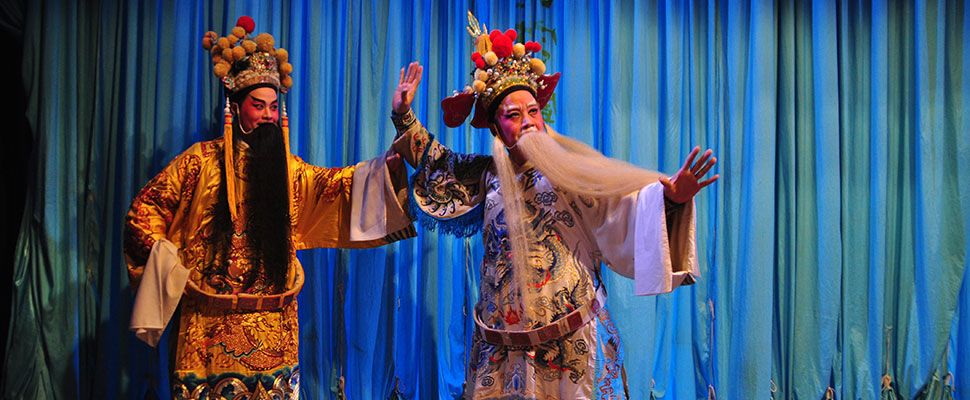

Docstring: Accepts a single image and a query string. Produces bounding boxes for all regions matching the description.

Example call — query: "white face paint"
[493,90,545,149]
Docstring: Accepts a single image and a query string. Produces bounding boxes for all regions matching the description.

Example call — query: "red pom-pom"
[236,16,255,34]
[525,41,537,52]
[471,52,482,61]
[491,34,513,58]
[504,29,517,42]
[489,29,503,41]
[475,58,486,69]
[532,42,542,52]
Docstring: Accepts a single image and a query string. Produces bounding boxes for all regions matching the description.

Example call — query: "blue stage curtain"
[2,0,967,399]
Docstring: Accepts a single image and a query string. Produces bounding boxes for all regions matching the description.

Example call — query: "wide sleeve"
[576,182,699,296]
[349,149,416,242]
[289,156,413,249]
[129,238,190,347]
[123,146,202,291]
[389,109,492,238]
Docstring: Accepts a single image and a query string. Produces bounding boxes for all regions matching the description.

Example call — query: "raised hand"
[660,146,719,204]
[392,62,423,115]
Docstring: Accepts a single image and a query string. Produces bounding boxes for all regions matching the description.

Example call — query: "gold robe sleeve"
[288,155,400,249]
[124,144,204,291]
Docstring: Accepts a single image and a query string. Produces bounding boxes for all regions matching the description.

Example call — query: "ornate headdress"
[201,16,296,222]
[441,12,560,129]
[202,16,294,96]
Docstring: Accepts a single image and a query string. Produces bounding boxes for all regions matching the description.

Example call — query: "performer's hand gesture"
[661,146,718,204]
[392,62,423,115]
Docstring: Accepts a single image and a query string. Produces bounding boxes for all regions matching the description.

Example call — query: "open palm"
[392,62,423,115]
[660,146,718,204]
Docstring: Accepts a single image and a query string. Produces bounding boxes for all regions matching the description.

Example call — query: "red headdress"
[441,12,560,129]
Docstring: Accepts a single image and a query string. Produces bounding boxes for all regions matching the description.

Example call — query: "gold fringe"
[281,100,295,222]
[223,99,239,222]
[224,97,294,229]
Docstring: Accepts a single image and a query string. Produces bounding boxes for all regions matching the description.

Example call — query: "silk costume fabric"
[388,109,698,399]
[124,137,411,398]
[129,238,190,348]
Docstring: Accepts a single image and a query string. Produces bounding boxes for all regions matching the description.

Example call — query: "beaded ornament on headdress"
[201,16,294,93]
[200,16,297,223]
[462,11,547,103]
[438,11,557,128]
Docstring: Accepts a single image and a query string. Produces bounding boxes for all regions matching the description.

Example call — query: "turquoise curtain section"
[2,0,967,399]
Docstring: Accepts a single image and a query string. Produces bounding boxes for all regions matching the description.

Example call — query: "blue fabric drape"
[3,1,968,399]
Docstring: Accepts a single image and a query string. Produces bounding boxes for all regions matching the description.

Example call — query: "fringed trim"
[405,134,485,238]
[281,100,296,223]
[223,99,239,221]
[407,168,484,238]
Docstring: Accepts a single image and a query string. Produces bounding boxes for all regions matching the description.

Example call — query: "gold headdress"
[441,11,560,129]
[202,16,294,95]
[201,16,296,221]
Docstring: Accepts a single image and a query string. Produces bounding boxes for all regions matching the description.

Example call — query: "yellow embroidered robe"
[124,138,410,399]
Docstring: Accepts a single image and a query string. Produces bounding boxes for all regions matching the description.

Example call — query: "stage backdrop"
[2,0,968,399]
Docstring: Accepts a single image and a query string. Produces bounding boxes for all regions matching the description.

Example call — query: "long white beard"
[490,126,664,321]
[517,126,666,197]
[492,135,540,317]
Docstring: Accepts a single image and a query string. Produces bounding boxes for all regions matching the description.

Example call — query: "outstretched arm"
[582,147,717,295]
[387,62,492,237]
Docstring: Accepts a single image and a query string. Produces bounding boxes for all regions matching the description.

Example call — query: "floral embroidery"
[309,164,350,202]
[409,143,491,237]
[124,153,201,267]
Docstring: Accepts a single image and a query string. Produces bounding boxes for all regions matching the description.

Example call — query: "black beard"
[242,123,292,291]
[208,122,291,292]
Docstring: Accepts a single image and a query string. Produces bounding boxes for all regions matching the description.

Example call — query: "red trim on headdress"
[470,101,491,129]
[441,92,477,128]
[535,73,561,109]
[447,72,560,129]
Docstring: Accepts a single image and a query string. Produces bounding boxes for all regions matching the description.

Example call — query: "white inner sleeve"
[633,182,699,296]
[129,238,190,347]
[350,150,411,241]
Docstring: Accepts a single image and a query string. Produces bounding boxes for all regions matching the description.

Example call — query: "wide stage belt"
[183,264,305,311]
[475,285,607,347]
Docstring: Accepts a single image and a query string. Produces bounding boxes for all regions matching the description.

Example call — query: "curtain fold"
[3,1,967,399]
